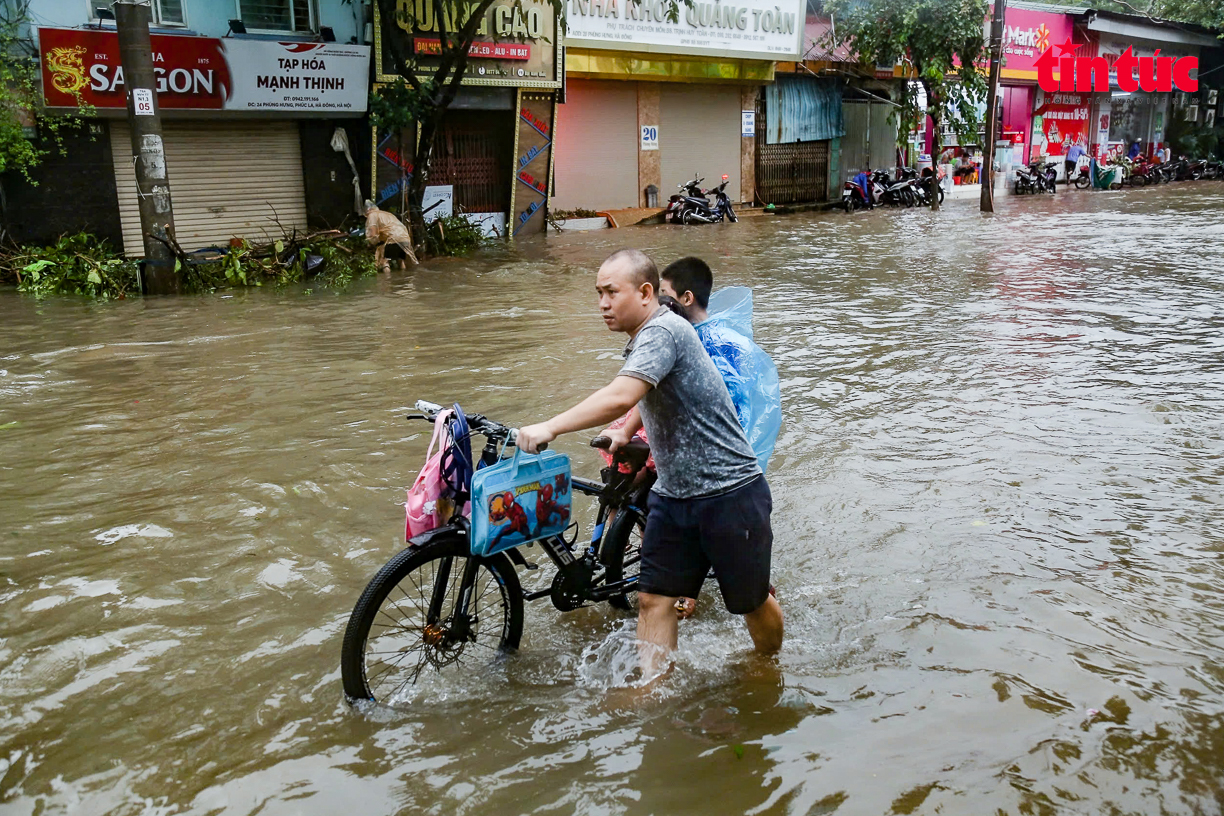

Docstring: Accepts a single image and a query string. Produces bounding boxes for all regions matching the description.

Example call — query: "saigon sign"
[39,27,371,113]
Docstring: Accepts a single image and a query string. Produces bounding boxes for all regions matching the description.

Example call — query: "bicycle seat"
[590,436,651,471]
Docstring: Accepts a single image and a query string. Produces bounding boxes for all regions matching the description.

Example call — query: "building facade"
[996,3,1219,177]
[371,0,562,238]
[6,0,372,252]
[554,0,805,211]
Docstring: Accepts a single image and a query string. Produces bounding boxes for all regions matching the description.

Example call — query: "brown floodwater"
[2,184,1223,815]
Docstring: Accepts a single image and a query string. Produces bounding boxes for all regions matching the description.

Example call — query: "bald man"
[518,249,783,674]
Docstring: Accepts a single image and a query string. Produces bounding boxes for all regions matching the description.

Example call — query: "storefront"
[1089,18,1214,158]
[556,0,803,210]
[37,27,371,255]
[372,0,562,238]
[995,5,1082,170]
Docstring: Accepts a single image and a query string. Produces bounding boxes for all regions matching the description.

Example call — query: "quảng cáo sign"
[376,0,561,88]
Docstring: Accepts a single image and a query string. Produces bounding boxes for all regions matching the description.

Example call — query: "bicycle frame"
[405,456,652,623]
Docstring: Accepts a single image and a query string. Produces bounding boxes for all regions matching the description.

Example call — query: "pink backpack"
[405,409,454,539]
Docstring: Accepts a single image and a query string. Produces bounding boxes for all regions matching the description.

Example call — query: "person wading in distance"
[517,249,784,677]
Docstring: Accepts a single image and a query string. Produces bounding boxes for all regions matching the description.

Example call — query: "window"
[156,0,186,26]
[236,0,315,32]
[88,1,185,26]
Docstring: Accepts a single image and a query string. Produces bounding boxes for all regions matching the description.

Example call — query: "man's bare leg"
[637,591,679,677]
[744,594,783,654]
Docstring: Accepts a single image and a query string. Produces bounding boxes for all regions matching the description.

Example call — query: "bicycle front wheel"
[341,536,524,705]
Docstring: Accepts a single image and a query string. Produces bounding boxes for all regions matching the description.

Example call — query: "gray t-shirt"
[618,307,761,499]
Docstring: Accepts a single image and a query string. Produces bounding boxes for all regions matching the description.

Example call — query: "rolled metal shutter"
[552,79,639,211]
[111,121,308,257]
[659,85,742,204]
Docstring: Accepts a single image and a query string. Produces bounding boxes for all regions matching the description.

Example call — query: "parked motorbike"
[1071,164,1093,189]
[1183,158,1208,180]
[871,169,917,208]
[664,174,738,224]
[842,179,872,211]
[1160,159,1186,183]
[1015,161,1057,195]
[1203,159,1224,180]
[898,167,944,206]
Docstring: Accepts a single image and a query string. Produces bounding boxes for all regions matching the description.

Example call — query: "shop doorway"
[429,110,514,215]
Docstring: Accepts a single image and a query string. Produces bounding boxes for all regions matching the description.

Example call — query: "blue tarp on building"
[765,76,845,144]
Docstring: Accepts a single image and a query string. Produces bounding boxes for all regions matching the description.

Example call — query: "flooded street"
[2,185,1223,815]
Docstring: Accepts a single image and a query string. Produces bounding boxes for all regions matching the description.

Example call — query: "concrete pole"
[981,0,1006,214]
[114,0,179,294]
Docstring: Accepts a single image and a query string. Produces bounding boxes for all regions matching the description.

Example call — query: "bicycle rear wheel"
[600,508,645,611]
[341,536,523,704]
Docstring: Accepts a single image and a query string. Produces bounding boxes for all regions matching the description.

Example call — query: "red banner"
[1034,93,1090,157]
[40,27,232,109]
[413,38,531,60]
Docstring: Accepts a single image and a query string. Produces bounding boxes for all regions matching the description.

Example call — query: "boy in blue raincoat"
[658,258,781,474]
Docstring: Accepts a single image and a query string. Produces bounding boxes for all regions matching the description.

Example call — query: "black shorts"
[639,475,773,615]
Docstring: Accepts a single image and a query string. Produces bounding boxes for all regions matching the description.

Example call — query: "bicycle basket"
[470,447,571,557]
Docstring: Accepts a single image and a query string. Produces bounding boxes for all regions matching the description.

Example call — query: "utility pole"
[114,0,179,294]
[980,0,1006,213]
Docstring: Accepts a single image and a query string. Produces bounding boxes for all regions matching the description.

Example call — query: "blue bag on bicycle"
[470,447,572,557]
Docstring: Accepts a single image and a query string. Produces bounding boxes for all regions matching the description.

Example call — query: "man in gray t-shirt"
[519,249,783,672]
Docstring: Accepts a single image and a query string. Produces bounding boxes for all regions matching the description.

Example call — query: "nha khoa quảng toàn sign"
[38,27,370,112]
[376,0,561,88]
[564,0,804,61]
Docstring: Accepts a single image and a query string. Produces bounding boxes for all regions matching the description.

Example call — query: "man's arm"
[517,376,651,453]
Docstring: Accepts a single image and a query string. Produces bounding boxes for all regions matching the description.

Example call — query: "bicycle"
[340,400,655,705]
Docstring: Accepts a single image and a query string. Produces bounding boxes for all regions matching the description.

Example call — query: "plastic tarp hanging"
[696,287,782,473]
[765,77,845,145]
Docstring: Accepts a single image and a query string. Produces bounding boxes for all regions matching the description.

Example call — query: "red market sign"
[39,27,370,112]
[1001,8,1073,74]
[413,38,531,59]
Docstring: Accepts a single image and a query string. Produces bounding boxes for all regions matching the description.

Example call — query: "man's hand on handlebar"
[516,422,555,454]
[596,426,632,455]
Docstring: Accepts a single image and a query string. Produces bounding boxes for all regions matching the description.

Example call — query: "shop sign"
[565,0,804,61]
[376,0,561,88]
[39,27,370,112]
[640,125,658,150]
[422,185,454,222]
[1000,8,1072,74]
[741,110,755,137]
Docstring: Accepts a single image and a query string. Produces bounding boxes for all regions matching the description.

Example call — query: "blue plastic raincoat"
[698,287,782,473]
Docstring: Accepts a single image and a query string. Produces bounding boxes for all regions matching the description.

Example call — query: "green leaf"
[733,744,745,759]
[0,421,18,430]
[23,260,55,273]
[87,270,102,284]
[274,240,284,254]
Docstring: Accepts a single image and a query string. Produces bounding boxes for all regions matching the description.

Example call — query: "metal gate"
[428,111,511,213]
[754,140,830,205]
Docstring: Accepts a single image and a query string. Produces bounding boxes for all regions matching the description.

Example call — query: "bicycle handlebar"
[411,400,546,451]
